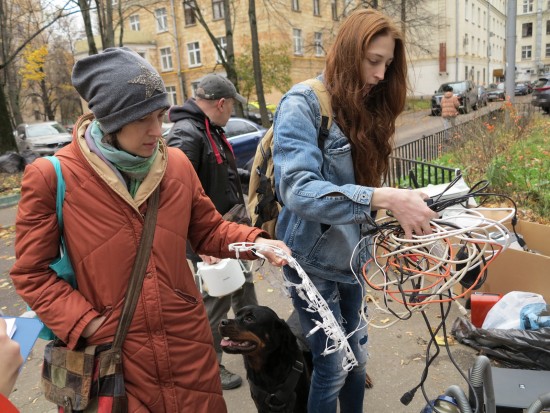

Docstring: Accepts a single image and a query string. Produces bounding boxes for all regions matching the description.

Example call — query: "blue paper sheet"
[1,316,43,365]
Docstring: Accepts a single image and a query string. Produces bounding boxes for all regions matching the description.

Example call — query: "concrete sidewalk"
[1,202,480,413]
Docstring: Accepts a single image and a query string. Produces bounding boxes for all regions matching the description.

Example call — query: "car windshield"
[439,82,466,93]
[497,83,505,90]
[534,78,549,87]
[26,123,67,138]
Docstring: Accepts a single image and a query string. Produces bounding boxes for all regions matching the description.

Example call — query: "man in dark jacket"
[166,74,255,390]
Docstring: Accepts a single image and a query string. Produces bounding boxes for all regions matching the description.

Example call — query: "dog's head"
[219,305,297,358]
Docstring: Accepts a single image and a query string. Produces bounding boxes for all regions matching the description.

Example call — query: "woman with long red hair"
[273,8,437,412]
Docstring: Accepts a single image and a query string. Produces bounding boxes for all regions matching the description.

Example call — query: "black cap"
[196,74,246,104]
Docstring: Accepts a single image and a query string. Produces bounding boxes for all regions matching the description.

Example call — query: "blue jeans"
[284,266,368,413]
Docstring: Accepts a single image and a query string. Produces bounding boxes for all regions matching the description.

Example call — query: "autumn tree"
[236,44,291,102]
[0,0,70,153]
[184,0,245,117]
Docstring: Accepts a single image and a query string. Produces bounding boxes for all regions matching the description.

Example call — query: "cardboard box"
[476,219,550,302]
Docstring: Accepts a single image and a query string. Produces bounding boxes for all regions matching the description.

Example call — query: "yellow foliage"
[20,45,48,85]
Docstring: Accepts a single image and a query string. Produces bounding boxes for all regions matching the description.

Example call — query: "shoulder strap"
[45,156,66,231]
[299,78,333,146]
[112,186,160,350]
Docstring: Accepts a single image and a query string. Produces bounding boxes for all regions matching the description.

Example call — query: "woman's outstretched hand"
[372,187,439,239]
[252,237,291,267]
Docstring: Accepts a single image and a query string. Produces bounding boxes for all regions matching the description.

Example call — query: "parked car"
[14,122,72,156]
[531,76,550,113]
[487,82,505,101]
[223,117,266,169]
[477,85,488,107]
[514,82,530,96]
[233,103,273,125]
[161,117,265,169]
[431,80,479,116]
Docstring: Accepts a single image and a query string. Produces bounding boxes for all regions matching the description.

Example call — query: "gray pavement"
[1,201,483,412]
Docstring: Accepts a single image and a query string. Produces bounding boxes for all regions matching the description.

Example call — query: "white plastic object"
[196,259,246,297]
[482,291,546,330]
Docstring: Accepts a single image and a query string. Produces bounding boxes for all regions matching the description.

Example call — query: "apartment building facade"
[69,0,550,109]
[74,0,352,106]
[405,0,507,97]
[515,0,550,82]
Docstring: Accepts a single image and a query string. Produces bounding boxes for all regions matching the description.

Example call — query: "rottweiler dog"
[219,305,373,412]
[219,305,311,413]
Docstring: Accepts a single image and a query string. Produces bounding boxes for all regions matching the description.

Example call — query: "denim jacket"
[273,78,376,282]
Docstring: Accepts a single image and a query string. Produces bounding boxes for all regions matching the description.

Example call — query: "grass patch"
[405,98,431,111]
[407,104,549,224]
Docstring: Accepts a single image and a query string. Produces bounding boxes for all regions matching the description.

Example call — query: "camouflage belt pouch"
[42,341,127,413]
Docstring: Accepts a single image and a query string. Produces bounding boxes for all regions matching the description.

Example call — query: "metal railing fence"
[384,102,535,188]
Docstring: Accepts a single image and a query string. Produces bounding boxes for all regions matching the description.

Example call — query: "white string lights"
[230,242,359,371]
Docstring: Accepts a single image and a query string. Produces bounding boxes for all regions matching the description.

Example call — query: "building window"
[155,8,168,32]
[129,15,140,31]
[522,22,533,37]
[187,42,201,67]
[184,0,196,25]
[291,0,299,12]
[464,66,468,80]
[166,86,177,106]
[465,0,468,20]
[546,44,550,57]
[314,32,323,56]
[521,45,532,60]
[215,36,227,63]
[160,47,173,71]
[331,0,338,20]
[212,0,224,20]
[522,0,534,13]
[293,28,303,55]
[547,20,550,35]
[313,0,320,16]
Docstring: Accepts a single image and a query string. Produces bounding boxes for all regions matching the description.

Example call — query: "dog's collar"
[249,360,304,412]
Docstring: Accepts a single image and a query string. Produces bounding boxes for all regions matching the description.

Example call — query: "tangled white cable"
[229,242,358,371]
[358,207,515,326]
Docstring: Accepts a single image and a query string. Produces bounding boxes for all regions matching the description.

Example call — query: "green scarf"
[90,120,158,197]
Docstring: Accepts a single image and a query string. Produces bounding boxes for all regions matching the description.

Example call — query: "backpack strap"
[299,78,333,147]
[45,156,66,231]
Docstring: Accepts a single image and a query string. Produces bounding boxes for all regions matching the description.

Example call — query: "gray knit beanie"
[72,47,170,134]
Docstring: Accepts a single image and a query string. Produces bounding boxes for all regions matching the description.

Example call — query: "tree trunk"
[40,76,55,121]
[223,0,243,117]
[78,0,98,55]
[104,0,115,48]
[0,85,17,153]
[5,64,23,127]
[248,0,269,127]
